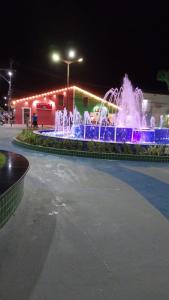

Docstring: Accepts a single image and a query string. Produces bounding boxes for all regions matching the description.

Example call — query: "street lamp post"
[0,67,13,122]
[7,71,12,117]
[52,50,83,108]
[65,60,71,106]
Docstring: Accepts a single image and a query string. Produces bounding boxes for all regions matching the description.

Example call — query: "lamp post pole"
[8,60,13,116]
[66,62,70,108]
[67,61,70,89]
[7,73,12,117]
[0,60,14,122]
[0,72,13,123]
[65,60,71,108]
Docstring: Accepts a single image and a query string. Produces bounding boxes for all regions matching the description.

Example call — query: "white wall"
[143,92,169,126]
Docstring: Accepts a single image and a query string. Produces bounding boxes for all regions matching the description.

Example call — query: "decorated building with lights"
[12,86,118,126]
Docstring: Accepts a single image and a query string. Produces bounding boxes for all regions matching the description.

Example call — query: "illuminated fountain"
[104,74,144,128]
[38,75,169,144]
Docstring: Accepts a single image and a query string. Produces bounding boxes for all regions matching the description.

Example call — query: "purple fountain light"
[104,74,145,129]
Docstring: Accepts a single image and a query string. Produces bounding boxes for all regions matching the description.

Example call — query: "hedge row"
[12,129,169,162]
[16,129,168,156]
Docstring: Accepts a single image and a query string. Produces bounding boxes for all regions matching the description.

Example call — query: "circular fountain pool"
[37,126,169,145]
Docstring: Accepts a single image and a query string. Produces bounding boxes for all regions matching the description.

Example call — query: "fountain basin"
[37,126,169,144]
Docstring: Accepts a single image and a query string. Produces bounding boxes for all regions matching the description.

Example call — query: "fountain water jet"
[104,74,145,128]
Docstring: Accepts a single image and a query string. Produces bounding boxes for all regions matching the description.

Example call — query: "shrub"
[87,141,95,152]
[101,143,106,152]
[134,144,145,155]
[114,144,122,153]
[41,139,50,147]
[104,143,112,153]
[100,142,104,151]
[158,145,166,155]
[146,145,166,156]
[77,141,83,150]
[0,153,6,168]
[108,143,117,153]
[55,140,63,149]
[94,142,100,152]
[17,129,36,144]
[61,140,68,149]
[121,143,133,154]
[94,142,105,152]
[72,140,79,150]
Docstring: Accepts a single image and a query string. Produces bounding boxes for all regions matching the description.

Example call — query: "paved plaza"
[0,127,169,300]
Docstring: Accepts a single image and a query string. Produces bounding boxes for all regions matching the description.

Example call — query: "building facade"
[12,85,169,127]
[12,86,118,126]
[143,92,169,127]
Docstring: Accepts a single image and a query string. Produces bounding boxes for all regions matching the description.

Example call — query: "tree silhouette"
[157,70,169,90]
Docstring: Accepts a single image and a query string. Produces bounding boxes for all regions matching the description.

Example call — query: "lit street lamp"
[7,71,13,113]
[0,68,13,119]
[52,50,83,106]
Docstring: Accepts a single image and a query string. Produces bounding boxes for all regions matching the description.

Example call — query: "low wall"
[0,151,29,228]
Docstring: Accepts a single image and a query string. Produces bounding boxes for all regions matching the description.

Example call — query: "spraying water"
[104,74,145,128]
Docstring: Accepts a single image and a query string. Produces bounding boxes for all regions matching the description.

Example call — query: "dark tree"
[157,70,169,90]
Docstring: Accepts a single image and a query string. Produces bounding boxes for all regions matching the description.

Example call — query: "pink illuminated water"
[104,75,144,129]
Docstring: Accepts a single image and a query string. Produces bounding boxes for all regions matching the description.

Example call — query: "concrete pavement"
[0,127,169,300]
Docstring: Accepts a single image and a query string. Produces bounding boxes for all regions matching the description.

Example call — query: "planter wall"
[0,180,24,228]
[0,151,29,228]
[13,138,169,163]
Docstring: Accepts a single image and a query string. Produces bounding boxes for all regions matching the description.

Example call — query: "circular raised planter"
[0,150,29,228]
[13,137,169,163]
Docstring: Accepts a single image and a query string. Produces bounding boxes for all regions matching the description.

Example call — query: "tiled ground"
[0,127,169,300]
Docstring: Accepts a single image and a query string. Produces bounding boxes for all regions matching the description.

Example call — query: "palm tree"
[157,70,169,90]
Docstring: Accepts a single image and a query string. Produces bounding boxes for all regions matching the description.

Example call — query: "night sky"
[0,1,169,101]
